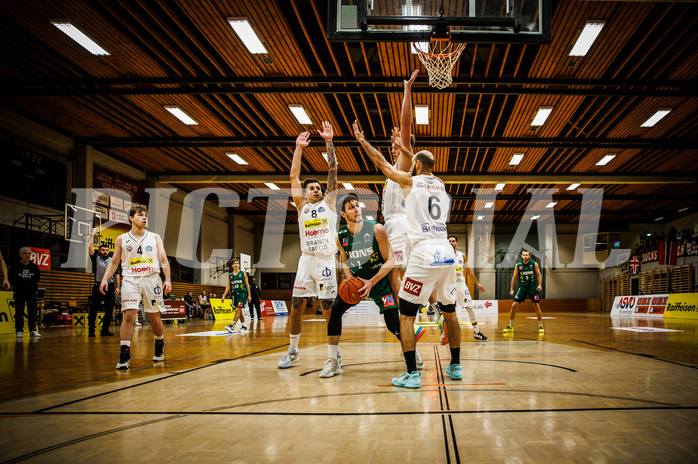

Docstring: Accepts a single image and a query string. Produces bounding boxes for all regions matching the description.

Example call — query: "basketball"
[339,277,363,305]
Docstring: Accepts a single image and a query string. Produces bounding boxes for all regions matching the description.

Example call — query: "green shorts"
[233,293,248,309]
[514,287,540,303]
[368,277,398,313]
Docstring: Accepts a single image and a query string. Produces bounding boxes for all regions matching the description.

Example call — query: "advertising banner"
[28,247,51,270]
[161,300,187,320]
[610,294,669,317]
[209,298,237,321]
[664,293,698,320]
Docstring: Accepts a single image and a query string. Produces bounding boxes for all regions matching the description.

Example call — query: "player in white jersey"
[448,234,488,341]
[278,122,339,369]
[354,121,462,389]
[100,204,171,370]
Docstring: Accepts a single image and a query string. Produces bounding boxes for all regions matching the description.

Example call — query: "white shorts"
[456,281,473,308]
[385,215,410,267]
[292,253,337,300]
[398,240,457,306]
[121,274,166,313]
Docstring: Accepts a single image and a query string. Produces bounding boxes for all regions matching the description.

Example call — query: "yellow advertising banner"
[210,298,237,321]
[664,293,698,320]
[0,291,28,335]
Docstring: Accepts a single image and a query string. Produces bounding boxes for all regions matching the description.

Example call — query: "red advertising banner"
[260,300,276,317]
[28,247,51,270]
[161,300,187,320]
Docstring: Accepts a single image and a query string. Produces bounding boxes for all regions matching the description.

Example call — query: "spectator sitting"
[198,292,210,318]
[184,291,196,319]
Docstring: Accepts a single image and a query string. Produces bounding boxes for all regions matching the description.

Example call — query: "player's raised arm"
[290,131,311,211]
[353,120,411,189]
[317,121,338,211]
[396,69,418,172]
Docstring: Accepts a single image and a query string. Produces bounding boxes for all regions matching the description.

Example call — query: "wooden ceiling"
[0,0,696,226]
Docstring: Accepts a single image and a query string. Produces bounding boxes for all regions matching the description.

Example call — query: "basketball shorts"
[367,277,398,313]
[293,253,338,300]
[456,281,473,308]
[398,240,457,307]
[385,215,410,267]
[514,287,540,303]
[233,293,248,309]
[121,274,166,313]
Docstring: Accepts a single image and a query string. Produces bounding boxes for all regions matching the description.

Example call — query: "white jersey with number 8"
[120,231,160,277]
[298,199,337,256]
[405,174,451,247]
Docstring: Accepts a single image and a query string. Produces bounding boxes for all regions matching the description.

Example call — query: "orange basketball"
[339,277,363,305]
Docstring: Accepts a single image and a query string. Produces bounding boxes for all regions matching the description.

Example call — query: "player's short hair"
[342,193,359,212]
[302,178,322,190]
[98,243,109,250]
[230,257,240,264]
[448,234,458,242]
[129,204,148,219]
[414,151,435,171]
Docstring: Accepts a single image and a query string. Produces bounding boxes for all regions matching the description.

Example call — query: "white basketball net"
[414,40,467,89]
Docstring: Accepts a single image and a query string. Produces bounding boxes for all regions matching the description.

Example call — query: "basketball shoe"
[153,339,164,362]
[392,371,421,389]
[539,326,545,334]
[278,349,300,369]
[502,326,514,333]
[319,357,342,378]
[446,363,462,380]
[116,345,130,369]
[474,332,488,341]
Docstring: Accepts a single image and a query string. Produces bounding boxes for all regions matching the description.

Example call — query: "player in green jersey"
[319,193,409,378]
[503,249,544,334]
[222,257,251,332]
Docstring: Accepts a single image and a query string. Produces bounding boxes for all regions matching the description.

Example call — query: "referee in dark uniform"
[87,229,120,337]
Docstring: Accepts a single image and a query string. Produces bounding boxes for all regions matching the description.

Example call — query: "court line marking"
[572,340,698,370]
[377,383,506,387]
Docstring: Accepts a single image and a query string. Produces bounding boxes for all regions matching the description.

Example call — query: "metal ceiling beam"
[86,136,695,150]
[229,208,676,217]
[4,85,692,98]
[158,173,696,185]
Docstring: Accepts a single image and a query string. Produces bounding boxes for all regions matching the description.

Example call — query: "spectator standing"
[9,247,41,338]
[249,277,262,321]
[87,229,120,337]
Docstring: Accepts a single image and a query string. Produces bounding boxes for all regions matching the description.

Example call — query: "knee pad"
[440,303,456,314]
[399,300,421,317]
[327,298,350,336]
[382,308,401,337]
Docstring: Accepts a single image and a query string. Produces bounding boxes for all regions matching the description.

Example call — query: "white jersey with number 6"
[120,231,160,277]
[298,199,337,256]
[405,174,450,247]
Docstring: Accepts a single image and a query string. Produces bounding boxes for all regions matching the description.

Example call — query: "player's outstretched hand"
[296,131,310,147]
[405,69,418,88]
[477,283,486,293]
[317,121,333,141]
[352,120,365,142]
[391,128,412,156]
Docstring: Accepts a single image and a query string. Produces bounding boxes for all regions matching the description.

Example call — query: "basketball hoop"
[414,38,466,89]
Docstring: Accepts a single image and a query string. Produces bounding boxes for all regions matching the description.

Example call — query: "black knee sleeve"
[399,300,421,317]
[440,303,456,313]
[383,308,401,338]
[327,297,351,336]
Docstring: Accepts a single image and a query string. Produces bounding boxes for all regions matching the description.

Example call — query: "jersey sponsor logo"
[146,245,153,252]
[154,285,161,295]
[534,294,540,301]
[403,278,423,297]
[343,237,349,246]
[318,206,325,212]
[304,217,329,229]
[293,285,306,290]
[130,257,154,267]
[382,294,395,307]
[303,208,309,214]
[364,233,371,242]
[519,266,524,270]
[305,227,330,237]
[394,250,404,262]
[347,247,374,259]
[456,266,463,272]
[131,266,157,274]
[421,223,430,233]
[237,301,244,308]
[126,246,133,252]
[321,267,332,277]
[431,250,455,266]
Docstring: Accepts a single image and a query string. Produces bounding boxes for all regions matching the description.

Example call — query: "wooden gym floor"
[1,311,697,463]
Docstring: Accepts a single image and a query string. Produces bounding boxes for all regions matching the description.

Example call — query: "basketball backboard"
[64,204,101,244]
[328,0,551,43]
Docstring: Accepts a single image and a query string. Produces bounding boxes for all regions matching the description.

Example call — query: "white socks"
[289,334,300,351]
[328,345,339,359]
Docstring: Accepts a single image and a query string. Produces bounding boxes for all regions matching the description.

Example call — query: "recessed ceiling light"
[546,202,557,208]
[365,216,374,220]
[343,183,354,190]
[678,207,689,213]
[641,109,671,127]
[531,107,553,126]
[596,154,616,166]
[265,182,280,190]
[494,183,506,191]
[569,21,605,56]
[164,106,197,125]
[404,4,429,55]
[476,215,484,220]
[359,202,366,208]
[290,201,296,206]
[654,217,664,222]
[484,202,494,209]
[415,105,429,125]
[51,20,109,55]
[226,153,248,165]
[289,105,312,125]
[509,153,524,166]
[531,215,540,221]
[566,183,581,191]
[227,18,268,54]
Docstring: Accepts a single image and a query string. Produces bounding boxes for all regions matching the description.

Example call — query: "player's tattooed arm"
[318,121,338,210]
